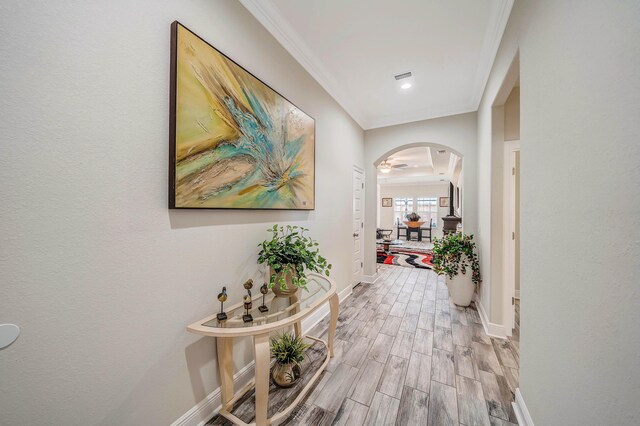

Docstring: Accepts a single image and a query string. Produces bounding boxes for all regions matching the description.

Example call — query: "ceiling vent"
[437,149,446,154]
[394,72,412,81]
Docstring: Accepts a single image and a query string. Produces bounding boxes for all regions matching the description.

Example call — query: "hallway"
[210,265,519,425]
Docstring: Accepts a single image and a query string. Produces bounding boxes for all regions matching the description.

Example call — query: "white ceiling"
[240,0,513,129]
[377,146,459,186]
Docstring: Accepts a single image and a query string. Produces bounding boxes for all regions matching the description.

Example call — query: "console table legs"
[253,332,271,426]
[328,293,338,357]
[217,337,234,407]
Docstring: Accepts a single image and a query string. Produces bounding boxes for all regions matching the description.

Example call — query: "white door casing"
[352,166,364,287]
[503,140,520,335]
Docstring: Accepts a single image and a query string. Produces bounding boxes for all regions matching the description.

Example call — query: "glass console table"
[187,273,339,426]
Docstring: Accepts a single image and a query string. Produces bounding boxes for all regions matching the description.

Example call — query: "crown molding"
[469,0,515,109]
[239,0,368,128]
[240,0,513,130]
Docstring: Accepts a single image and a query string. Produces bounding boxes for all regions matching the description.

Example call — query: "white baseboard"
[170,361,255,426]
[475,296,507,339]
[171,285,352,426]
[361,272,379,284]
[513,388,534,426]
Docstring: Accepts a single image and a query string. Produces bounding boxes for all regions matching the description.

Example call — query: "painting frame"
[439,197,449,208]
[169,21,316,210]
[381,198,392,207]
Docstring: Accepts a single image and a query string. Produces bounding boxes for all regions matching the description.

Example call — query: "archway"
[367,142,466,278]
[364,141,475,280]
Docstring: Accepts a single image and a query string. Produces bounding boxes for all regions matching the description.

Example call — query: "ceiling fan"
[378,159,408,173]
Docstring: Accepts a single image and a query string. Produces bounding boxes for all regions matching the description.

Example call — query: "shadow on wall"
[168,210,312,229]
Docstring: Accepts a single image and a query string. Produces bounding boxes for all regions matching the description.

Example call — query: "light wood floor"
[208,265,520,425]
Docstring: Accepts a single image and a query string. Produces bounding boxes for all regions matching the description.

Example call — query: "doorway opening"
[374,144,463,270]
[352,165,364,288]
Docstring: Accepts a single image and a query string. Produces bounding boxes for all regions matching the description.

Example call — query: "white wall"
[477,0,640,424]
[363,113,477,277]
[0,1,363,424]
[504,87,520,141]
[378,183,449,239]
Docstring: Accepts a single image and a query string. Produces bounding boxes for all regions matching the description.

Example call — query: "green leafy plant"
[270,332,310,366]
[258,225,331,290]
[432,233,482,285]
[405,212,421,221]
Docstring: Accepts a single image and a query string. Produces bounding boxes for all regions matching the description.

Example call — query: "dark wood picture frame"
[169,21,316,210]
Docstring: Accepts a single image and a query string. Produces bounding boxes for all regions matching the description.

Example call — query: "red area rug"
[376,250,434,269]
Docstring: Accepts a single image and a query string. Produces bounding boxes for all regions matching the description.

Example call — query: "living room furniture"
[381,239,404,253]
[396,225,408,240]
[396,219,433,242]
[376,228,393,239]
[187,273,338,426]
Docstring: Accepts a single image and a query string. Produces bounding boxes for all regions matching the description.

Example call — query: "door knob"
[353,233,359,237]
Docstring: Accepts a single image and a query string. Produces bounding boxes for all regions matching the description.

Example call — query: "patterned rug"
[376,240,434,253]
[376,250,434,269]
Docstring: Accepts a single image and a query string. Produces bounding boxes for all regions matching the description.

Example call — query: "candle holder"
[217,287,228,321]
[258,283,269,313]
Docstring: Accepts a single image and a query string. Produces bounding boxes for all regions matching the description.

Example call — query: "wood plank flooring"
[207,265,520,426]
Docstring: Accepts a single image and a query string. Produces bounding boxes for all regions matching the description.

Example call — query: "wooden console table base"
[187,273,339,426]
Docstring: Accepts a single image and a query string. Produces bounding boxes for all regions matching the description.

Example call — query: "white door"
[352,167,364,287]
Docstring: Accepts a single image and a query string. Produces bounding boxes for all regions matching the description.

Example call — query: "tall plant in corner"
[432,233,481,306]
[258,225,331,296]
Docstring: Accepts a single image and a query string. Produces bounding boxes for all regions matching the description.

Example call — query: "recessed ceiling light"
[401,83,412,90]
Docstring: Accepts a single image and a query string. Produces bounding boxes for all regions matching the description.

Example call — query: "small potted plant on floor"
[432,233,481,306]
[270,332,310,388]
[258,225,332,297]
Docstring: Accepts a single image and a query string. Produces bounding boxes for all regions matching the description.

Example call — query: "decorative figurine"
[243,279,254,291]
[217,287,228,321]
[243,279,254,322]
[258,283,269,313]
[243,291,253,323]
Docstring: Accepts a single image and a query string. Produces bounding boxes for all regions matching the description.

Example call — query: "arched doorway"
[364,142,466,280]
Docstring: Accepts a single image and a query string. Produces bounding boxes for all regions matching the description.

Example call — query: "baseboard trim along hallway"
[513,388,535,426]
[475,295,507,339]
[362,272,380,284]
[170,285,353,426]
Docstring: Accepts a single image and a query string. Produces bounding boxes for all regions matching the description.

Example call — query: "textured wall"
[477,0,640,423]
[0,1,363,424]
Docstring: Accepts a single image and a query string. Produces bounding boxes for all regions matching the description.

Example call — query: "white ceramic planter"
[446,272,475,307]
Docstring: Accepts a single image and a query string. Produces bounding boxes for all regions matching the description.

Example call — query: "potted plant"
[270,332,310,388]
[404,212,425,228]
[258,225,332,297]
[432,233,481,306]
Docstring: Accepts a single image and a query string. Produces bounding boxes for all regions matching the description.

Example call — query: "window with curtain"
[416,197,437,227]
[393,197,413,225]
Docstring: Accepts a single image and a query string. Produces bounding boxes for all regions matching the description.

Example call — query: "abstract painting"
[169,22,315,209]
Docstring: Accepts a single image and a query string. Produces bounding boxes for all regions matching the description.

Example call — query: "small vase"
[271,362,301,388]
[270,267,299,298]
